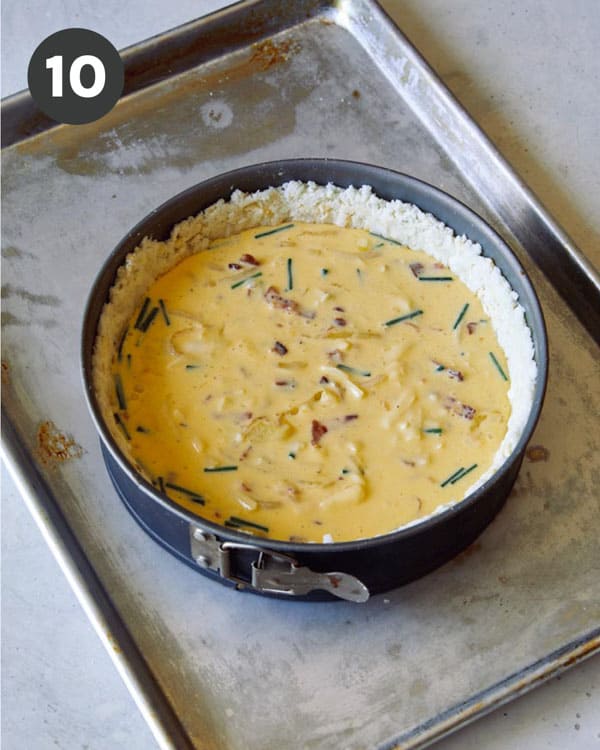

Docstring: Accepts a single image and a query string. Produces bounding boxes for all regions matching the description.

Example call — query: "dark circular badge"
[28,28,124,125]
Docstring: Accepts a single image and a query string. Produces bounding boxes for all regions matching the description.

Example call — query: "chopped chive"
[134,459,154,483]
[164,481,199,495]
[159,298,170,326]
[164,481,205,504]
[424,428,443,434]
[384,309,423,327]
[139,306,159,333]
[185,364,201,370]
[288,452,296,459]
[373,242,384,249]
[341,468,350,475]
[418,276,454,282]
[203,465,238,473]
[114,374,127,410]
[450,463,478,484]
[336,363,372,377]
[254,223,294,239]
[489,352,508,381]
[435,363,446,372]
[225,520,244,529]
[286,257,293,290]
[225,520,267,532]
[136,425,150,434]
[158,476,165,494]
[113,412,130,440]
[369,232,401,246]
[356,268,363,281]
[441,467,465,488]
[228,516,269,532]
[231,271,262,289]
[134,298,151,330]
[117,328,128,362]
[320,268,329,277]
[452,303,469,330]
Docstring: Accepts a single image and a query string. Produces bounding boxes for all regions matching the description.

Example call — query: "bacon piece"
[240,253,260,266]
[311,420,328,445]
[333,317,347,327]
[272,341,288,355]
[344,414,359,422]
[239,446,253,461]
[228,262,242,270]
[409,262,424,277]
[466,322,478,335]
[459,404,475,419]
[444,395,476,420]
[447,368,464,381]
[264,286,300,314]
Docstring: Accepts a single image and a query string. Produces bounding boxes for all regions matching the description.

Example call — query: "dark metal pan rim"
[81,157,548,553]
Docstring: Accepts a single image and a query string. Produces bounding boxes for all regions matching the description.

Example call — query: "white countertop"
[2,1,599,748]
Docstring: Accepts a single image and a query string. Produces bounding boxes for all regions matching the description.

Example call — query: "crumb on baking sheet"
[37,420,83,464]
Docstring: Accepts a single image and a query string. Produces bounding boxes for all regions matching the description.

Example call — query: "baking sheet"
[2,1,599,748]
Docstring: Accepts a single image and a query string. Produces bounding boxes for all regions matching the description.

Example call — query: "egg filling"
[109,221,510,542]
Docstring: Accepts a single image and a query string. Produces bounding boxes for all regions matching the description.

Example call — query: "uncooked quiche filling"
[105,220,513,542]
[94,181,536,543]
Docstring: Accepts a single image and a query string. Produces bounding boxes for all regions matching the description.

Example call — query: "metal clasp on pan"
[189,527,369,603]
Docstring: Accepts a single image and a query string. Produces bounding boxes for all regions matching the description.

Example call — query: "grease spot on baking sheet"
[37,420,83,464]
[2,245,37,260]
[1,283,61,307]
[526,444,549,462]
[251,38,301,68]
[1,312,57,328]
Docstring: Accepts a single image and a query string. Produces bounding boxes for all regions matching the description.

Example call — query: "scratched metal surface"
[1,2,599,749]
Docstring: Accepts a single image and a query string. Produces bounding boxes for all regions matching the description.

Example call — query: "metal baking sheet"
[2,1,599,748]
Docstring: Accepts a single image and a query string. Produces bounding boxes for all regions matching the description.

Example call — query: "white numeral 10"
[45,54,106,98]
